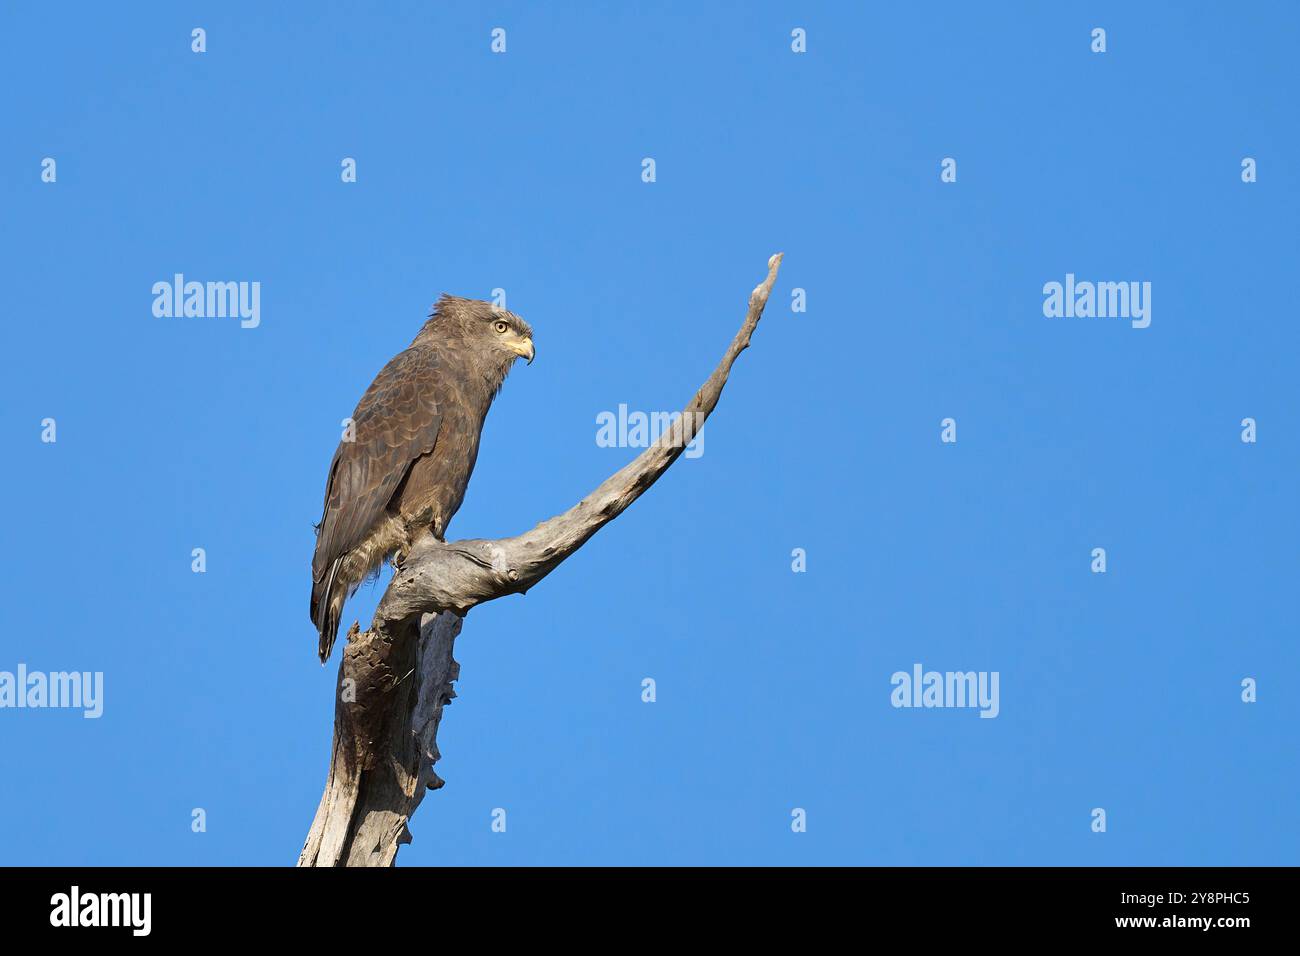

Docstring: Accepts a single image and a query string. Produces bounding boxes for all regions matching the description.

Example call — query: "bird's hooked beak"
[509,336,535,365]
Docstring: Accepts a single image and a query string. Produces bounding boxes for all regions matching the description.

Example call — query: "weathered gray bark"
[299,253,784,866]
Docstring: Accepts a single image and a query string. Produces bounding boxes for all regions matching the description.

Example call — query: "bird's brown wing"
[312,346,445,587]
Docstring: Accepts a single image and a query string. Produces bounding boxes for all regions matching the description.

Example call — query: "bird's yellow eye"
[494,321,509,334]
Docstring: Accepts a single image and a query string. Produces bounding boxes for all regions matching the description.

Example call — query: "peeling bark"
[299,253,783,866]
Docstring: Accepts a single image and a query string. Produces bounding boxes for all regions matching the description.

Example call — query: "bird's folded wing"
[312,347,445,583]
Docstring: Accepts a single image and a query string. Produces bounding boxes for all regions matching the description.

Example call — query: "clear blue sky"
[2,2,1296,866]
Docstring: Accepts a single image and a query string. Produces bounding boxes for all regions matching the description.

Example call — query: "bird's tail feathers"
[312,557,346,663]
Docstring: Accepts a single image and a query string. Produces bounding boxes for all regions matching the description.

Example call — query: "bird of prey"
[310,295,534,661]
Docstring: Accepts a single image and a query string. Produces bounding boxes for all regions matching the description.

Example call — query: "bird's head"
[486,307,535,366]
[419,295,535,367]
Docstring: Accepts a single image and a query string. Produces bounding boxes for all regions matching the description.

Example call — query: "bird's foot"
[391,547,408,570]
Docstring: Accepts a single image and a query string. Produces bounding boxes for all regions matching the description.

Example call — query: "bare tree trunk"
[299,254,784,866]
[299,612,461,866]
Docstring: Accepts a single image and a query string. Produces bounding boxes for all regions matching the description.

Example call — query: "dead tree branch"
[299,253,784,866]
